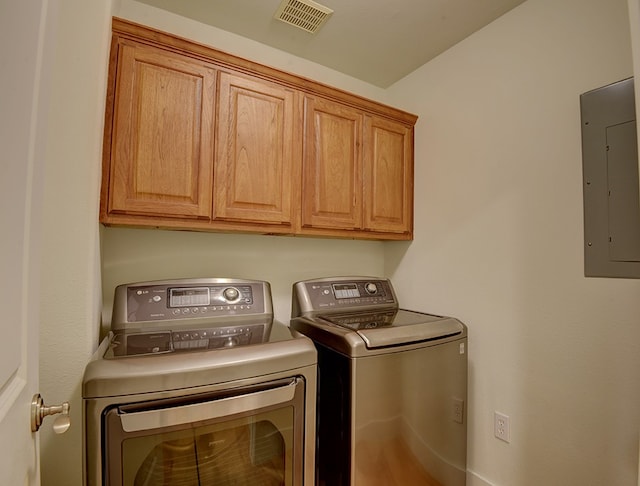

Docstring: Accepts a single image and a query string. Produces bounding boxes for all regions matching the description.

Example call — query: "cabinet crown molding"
[111,17,418,126]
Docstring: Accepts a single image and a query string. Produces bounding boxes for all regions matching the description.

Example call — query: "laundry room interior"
[26,0,640,484]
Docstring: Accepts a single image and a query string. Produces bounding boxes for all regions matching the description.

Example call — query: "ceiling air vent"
[274,0,333,34]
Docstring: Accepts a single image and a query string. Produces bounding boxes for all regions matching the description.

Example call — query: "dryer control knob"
[223,336,239,348]
[223,287,240,302]
[365,282,378,294]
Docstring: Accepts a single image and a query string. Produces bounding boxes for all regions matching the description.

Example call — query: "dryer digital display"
[169,287,210,307]
[332,283,360,299]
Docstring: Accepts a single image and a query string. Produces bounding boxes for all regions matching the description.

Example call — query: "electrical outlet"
[452,398,464,424]
[494,411,510,442]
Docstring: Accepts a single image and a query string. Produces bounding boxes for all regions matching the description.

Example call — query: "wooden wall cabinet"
[100,18,417,240]
[363,115,414,234]
[302,95,363,232]
[105,39,216,220]
[214,72,299,228]
[301,96,414,238]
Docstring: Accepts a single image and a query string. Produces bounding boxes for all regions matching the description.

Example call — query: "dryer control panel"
[110,278,272,331]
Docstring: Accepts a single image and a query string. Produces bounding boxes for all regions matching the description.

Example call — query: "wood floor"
[354,436,443,486]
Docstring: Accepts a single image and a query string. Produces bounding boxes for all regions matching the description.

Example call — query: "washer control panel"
[110,278,271,331]
[293,277,397,315]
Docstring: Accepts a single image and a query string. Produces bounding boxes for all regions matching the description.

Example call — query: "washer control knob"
[152,295,162,302]
[223,287,240,302]
[365,282,378,294]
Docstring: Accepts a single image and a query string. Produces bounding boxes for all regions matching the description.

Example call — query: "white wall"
[117,0,389,104]
[39,2,386,484]
[105,0,391,325]
[38,1,114,484]
[385,0,640,484]
[101,227,384,327]
[36,0,640,485]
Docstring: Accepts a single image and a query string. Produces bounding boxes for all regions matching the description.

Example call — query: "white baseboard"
[467,469,494,486]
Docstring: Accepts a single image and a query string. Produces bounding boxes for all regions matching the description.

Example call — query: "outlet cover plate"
[494,411,510,442]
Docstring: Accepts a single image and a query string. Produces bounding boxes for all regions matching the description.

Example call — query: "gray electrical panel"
[580,77,640,278]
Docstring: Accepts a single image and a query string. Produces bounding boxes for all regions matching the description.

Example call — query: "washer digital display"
[169,287,210,307]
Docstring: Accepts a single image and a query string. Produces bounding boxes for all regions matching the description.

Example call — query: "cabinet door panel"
[109,42,216,219]
[302,97,363,230]
[363,116,413,234]
[214,72,297,225]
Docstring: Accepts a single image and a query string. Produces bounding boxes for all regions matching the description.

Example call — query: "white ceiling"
[137,0,527,88]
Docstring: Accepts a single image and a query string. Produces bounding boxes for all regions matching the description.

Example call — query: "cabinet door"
[302,96,363,230]
[214,72,298,225]
[363,115,413,235]
[108,40,216,219]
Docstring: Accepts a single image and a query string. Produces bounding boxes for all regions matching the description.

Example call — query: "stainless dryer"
[83,278,316,486]
[291,276,467,486]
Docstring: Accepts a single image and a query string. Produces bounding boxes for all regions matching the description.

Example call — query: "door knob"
[31,394,70,434]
